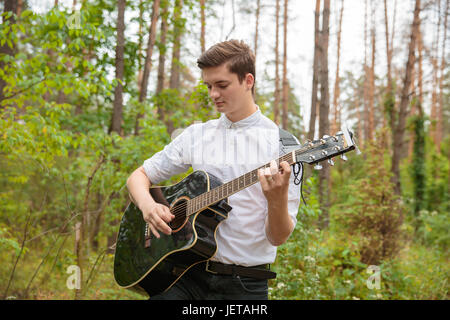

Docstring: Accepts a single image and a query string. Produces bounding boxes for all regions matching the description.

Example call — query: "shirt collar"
[219,105,261,129]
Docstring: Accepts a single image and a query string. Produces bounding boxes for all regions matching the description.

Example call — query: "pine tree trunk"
[437,0,448,149]
[383,0,395,142]
[137,0,144,93]
[332,0,344,135]
[200,0,206,53]
[254,0,261,60]
[135,0,161,136]
[391,0,421,195]
[0,0,18,105]
[281,0,289,129]
[368,7,376,141]
[430,0,441,147]
[157,1,169,95]
[318,0,330,229]
[362,0,369,147]
[308,0,321,141]
[110,0,126,135]
[169,0,184,90]
[274,0,281,125]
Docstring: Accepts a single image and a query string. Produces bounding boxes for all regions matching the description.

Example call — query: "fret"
[252,170,257,183]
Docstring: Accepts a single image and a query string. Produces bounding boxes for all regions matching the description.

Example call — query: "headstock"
[295,127,358,168]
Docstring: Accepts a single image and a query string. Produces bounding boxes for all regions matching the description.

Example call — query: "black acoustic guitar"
[114,128,357,297]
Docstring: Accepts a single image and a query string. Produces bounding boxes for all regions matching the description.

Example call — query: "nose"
[209,87,220,100]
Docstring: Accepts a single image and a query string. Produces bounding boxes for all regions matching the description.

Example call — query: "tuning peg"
[314,164,323,170]
[340,154,348,161]
[327,159,335,166]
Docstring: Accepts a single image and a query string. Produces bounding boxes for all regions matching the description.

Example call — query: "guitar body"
[113,170,230,297]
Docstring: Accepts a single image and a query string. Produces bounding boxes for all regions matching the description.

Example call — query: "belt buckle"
[205,260,218,274]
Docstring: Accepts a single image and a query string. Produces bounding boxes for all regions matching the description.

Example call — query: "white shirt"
[143,108,301,266]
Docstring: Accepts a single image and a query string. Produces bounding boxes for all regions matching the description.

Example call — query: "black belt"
[205,260,277,280]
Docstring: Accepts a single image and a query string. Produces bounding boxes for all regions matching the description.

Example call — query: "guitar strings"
[169,153,294,221]
[165,138,342,229]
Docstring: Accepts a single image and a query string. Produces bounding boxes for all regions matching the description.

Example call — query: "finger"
[280,161,292,183]
[269,160,278,175]
[153,211,172,235]
[263,166,274,184]
[270,160,281,183]
[258,168,269,189]
[280,161,291,175]
[160,205,175,223]
[148,223,160,239]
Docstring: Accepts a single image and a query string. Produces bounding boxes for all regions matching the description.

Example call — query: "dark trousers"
[150,262,269,300]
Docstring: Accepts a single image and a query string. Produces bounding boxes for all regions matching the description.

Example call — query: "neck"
[225,100,257,123]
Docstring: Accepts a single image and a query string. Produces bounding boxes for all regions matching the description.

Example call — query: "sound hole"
[169,198,188,232]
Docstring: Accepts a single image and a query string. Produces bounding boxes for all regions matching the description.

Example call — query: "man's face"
[202,64,253,117]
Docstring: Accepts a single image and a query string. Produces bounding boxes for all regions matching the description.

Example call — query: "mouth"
[215,101,225,107]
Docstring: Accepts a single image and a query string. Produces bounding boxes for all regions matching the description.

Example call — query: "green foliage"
[0,4,448,301]
[334,130,405,265]
[409,112,426,222]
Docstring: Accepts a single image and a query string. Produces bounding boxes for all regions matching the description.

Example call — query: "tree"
[200,0,206,54]
[331,0,344,135]
[0,0,19,105]
[254,0,261,60]
[135,0,161,135]
[281,0,288,129]
[273,0,281,125]
[308,0,321,141]
[391,0,421,195]
[110,0,126,135]
[318,0,330,228]
[169,0,184,90]
[436,0,448,149]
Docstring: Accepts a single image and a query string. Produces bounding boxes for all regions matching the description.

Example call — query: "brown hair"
[197,40,256,94]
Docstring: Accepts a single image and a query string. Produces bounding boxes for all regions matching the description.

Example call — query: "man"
[126,40,301,299]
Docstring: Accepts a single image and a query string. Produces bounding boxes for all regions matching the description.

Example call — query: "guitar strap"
[278,127,306,205]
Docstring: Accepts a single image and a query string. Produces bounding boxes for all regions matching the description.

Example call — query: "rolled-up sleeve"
[142,126,192,184]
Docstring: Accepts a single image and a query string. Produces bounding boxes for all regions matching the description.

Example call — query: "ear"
[245,73,255,91]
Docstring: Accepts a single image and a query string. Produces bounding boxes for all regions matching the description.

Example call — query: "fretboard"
[186,151,297,215]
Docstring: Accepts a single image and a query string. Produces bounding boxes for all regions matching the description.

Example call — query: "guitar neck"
[187,151,297,215]
[186,129,355,216]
